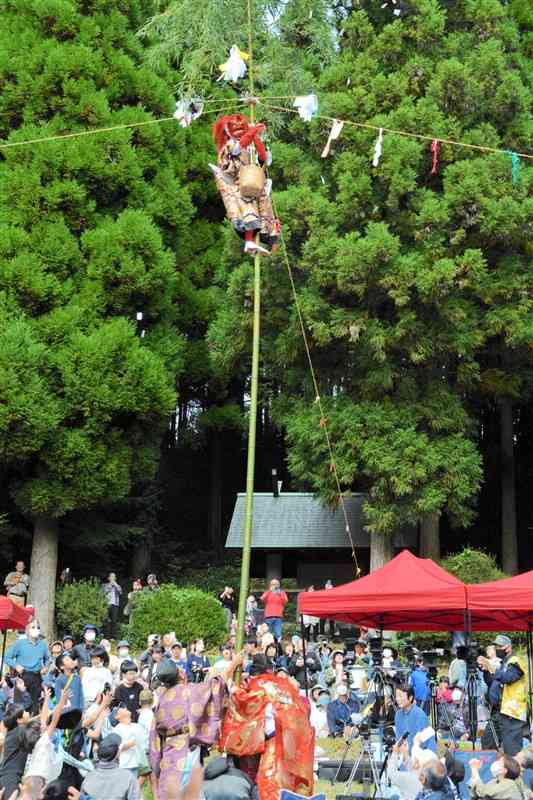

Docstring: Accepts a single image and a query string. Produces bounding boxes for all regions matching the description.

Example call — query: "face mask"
[85,631,96,643]
[495,648,506,661]
[318,695,330,707]
[29,626,40,639]
[118,649,129,658]
[490,761,504,778]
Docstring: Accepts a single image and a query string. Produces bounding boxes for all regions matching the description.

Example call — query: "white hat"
[337,684,348,696]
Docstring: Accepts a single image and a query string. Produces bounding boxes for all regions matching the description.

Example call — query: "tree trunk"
[130,535,152,579]
[370,533,393,571]
[208,430,223,562]
[419,513,440,560]
[500,397,518,574]
[29,514,59,639]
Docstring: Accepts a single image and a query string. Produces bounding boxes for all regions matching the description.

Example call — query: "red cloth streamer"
[431,138,439,175]
[239,124,267,163]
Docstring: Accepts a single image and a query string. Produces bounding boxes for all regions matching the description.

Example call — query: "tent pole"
[527,623,533,729]
[300,614,309,697]
[0,630,7,677]
[464,609,478,747]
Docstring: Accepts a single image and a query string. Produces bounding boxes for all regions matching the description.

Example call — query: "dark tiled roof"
[225,493,416,549]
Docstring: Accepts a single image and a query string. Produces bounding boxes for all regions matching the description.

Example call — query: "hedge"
[125,584,227,649]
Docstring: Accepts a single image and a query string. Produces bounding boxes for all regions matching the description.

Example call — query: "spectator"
[81,647,113,709]
[142,646,165,688]
[278,641,295,671]
[394,685,436,754]
[515,745,533,791]
[113,706,146,778]
[116,640,132,673]
[415,760,453,800]
[54,653,84,711]
[387,739,439,800]
[448,647,467,691]
[146,574,159,592]
[187,639,210,683]
[137,690,155,797]
[478,635,528,756]
[113,661,143,722]
[72,624,99,668]
[469,754,526,800]
[5,620,49,714]
[168,642,188,671]
[309,686,330,738]
[327,684,360,737]
[4,560,30,605]
[203,755,256,800]
[0,677,32,722]
[410,657,430,713]
[245,594,259,634]
[81,732,140,800]
[213,644,234,675]
[260,579,288,641]
[61,634,74,654]
[219,586,236,631]
[102,573,122,640]
[139,634,159,668]
[0,703,37,798]
[124,580,143,624]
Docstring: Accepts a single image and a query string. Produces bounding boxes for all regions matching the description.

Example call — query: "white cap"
[337,684,348,696]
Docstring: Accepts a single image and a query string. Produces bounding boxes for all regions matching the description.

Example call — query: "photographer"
[448,647,467,691]
[219,586,236,632]
[409,657,430,714]
[326,684,360,737]
[477,635,528,756]
[261,578,288,641]
[394,685,436,754]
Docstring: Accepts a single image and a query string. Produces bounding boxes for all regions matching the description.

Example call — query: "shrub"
[126,584,227,649]
[55,578,108,638]
[440,548,506,584]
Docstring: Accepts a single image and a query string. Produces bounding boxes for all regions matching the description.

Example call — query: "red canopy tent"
[0,597,33,631]
[466,571,533,632]
[298,549,468,631]
[0,598,34,675]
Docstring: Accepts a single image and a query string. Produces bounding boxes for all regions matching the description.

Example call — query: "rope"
[0,101,247,151]
[271,194,362,577]
[259,101,533,161]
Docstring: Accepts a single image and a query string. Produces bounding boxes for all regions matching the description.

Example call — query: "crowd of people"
[1,566,533,800]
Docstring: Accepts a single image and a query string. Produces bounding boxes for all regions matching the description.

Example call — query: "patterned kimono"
[212,139,281,248]
[220,673,315,800]
[149,676,226,797]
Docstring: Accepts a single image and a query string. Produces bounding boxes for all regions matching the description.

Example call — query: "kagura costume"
[211,114,281,255]
[149,676,226,797]
[220,672,315,800]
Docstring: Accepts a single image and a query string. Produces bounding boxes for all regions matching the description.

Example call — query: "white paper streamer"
[293,93,319,122]
[321,119,344,158]
[219,45,249,83]
[372,127,384,167]
[173,98,204,128]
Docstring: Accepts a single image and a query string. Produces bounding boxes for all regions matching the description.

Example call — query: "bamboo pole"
[235,252,261,656]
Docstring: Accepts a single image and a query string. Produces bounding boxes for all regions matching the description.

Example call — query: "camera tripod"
[333,731,385,798]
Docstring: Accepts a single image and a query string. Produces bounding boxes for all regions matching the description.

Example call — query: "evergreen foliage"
[55,578,108,638]
[441,547,506,584]
[206,0,532,545]
[125,585,227,648]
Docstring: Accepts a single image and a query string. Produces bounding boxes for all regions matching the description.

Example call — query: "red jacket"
[261,590,288,618]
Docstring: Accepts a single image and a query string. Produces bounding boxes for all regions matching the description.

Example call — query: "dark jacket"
[203,756,258,800]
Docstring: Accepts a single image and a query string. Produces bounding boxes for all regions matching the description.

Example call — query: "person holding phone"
[261,579,288,641]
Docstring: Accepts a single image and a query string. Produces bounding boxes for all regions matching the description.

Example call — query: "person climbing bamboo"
[210,113,281,256]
